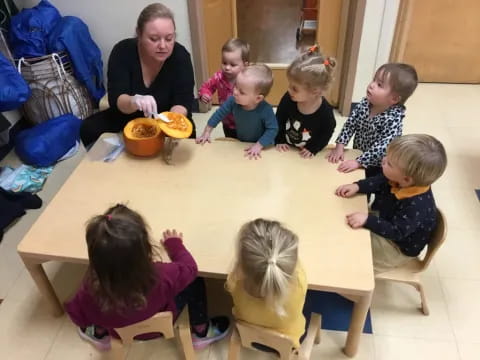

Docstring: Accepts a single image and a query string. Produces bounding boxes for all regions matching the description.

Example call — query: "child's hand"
[299,148,313,159]
[196,127,212,145]
[346,212,368,229]
[244,142,263,160]
[326,144,344,163]
[200,94,211,104]
[162,229,183,243]
[337,160,362,173]
[276,144,290,152]
[335,183,359,197]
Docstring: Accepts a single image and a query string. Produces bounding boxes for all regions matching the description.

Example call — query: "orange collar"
[388,181,430,200]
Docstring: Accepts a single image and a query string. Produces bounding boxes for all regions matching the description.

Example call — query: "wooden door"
[316,0,344,106]
[202,0,237,81]
[391,0,480,83]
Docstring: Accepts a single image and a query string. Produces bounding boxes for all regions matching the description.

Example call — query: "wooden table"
[17,137,373,357]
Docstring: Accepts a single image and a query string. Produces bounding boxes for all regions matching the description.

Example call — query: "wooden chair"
[228,313,321,360]
[375,209,447,315]
[110,307,195,360]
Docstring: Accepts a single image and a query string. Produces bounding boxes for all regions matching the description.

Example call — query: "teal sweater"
[207,96,278,146]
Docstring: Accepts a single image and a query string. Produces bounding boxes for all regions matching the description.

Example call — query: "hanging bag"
[0,51,30,111]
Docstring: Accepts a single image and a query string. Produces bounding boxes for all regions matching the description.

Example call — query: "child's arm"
[161,229,198,295]
[328,99,366,163]
[245,105,279,159]
[196,96,235,144]
[274,93,290,151]
[198,72,220,104]
[360,203,419,241]
[303,107,336,156]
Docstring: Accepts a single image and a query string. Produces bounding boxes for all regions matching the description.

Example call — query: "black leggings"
[80,109,197,147]
[174,277,209,326]
[222,124,237,139]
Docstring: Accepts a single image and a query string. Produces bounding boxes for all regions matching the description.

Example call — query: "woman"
[80,3,196,146]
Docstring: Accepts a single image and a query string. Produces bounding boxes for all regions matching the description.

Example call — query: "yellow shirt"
[226,264,307,347]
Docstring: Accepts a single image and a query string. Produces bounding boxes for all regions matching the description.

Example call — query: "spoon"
[151,112,171,123]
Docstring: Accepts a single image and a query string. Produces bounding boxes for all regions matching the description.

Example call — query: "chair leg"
[314,325,321,345]
[175,326,196,360]
[108,339,127,360]
[416,282,430,316]
[228,328,241,360]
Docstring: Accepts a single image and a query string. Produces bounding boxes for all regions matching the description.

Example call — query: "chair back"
[420,209,447,270]
[114,312,174,346]
[235,320,297,360]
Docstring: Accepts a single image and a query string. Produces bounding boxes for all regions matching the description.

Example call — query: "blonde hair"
[137,3,175,34]
[235,219,299,316]
[222,38,250,63]
[375,63,418,104]
[387,134,447,186]
[242,64,274,96]
[287,45,336,91]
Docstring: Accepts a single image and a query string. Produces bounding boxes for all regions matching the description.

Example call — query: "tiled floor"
[0,84,479,359]
[237,0,315,63]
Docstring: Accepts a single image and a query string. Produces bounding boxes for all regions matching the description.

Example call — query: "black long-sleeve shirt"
[275,93,336,155]
[356,174,437,257]
[107,39,195,123]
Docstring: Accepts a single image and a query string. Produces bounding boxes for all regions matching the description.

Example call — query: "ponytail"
[236,219,299,316]
[288,44,336,90]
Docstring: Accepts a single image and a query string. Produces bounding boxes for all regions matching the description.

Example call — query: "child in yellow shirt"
[226,219,307,348]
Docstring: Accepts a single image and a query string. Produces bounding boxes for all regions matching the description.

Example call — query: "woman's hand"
[131,94,158,117]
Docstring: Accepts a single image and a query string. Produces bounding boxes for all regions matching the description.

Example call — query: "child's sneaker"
[77,325,111,351]
[192,316,231,349]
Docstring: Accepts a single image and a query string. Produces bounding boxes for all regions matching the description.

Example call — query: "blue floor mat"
[303,290,373,334]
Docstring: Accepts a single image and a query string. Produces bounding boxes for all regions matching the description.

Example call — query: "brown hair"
[136,3,175,34]
[233,219,299,316]
[287,45,336,91]
[375,63,418,105]
[222,38,250,63]
[242,63,274,96]
[387,134,447,186]
[85,204,156,313]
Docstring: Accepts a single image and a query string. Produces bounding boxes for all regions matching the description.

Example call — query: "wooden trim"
[390,0,413,62]
[338,0,366,115]
[187,1,211,112]
[328,0,350,108]
[187,1,210,90]
[231,0,238,37]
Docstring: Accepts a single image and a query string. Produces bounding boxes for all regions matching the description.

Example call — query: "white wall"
[14,0,193,81]
[351,0,399,102]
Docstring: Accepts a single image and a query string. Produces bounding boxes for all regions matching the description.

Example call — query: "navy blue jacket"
[356,174,437,256]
